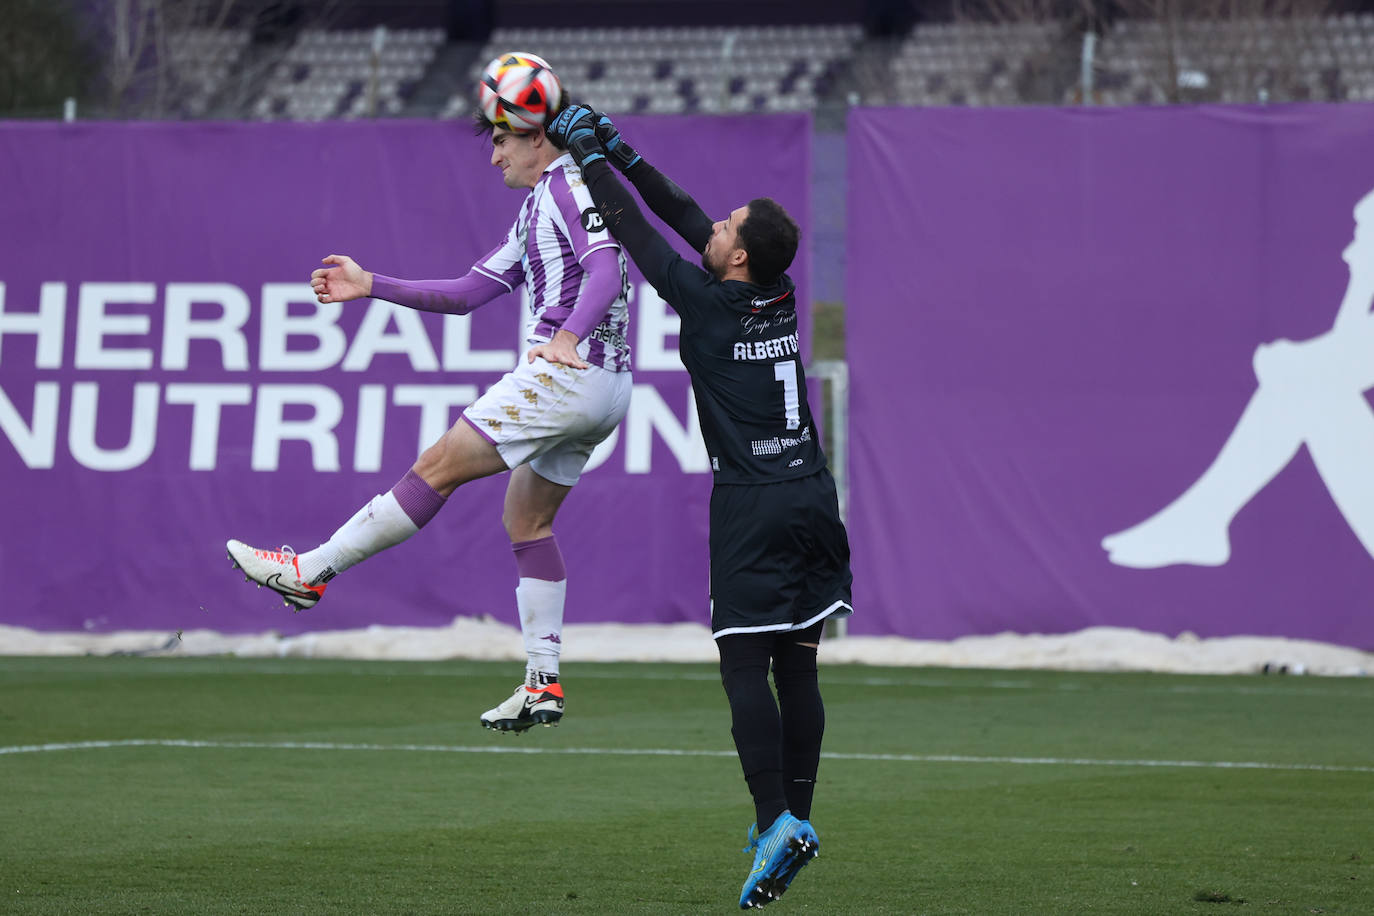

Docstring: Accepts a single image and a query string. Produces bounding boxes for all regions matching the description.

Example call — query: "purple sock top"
[391,469,446,529]
[512,535,566,582]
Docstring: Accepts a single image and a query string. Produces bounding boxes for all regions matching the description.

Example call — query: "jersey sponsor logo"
[590,323,628,350]
[740,311,796,336]
[581,206,606,232]
[752,426,813,456]
[789,458,804,467]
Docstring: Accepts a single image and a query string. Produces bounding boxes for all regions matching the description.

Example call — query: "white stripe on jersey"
[477,154,630,371]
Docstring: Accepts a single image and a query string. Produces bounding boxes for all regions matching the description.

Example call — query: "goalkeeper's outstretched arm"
[580,158,683,295]
[621,160,713,254]
[547,105,709,303]
[595,115,713,254]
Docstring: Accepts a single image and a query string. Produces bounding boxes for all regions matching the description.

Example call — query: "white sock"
[298,491,419,583]
[517,576,566,680]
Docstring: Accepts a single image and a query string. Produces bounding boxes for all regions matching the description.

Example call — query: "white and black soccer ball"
[477,52,563,133]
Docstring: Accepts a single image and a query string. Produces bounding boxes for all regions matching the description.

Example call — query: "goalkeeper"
[546,105,853,910]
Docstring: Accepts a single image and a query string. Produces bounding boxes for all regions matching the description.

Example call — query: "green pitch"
[2,657,1371,914]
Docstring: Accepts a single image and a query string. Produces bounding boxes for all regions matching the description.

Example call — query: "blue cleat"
[775,820,820,894]
[738,812,820,908]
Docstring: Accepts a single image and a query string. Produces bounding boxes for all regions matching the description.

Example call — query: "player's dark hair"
[737,198,799,285]
[472,109,496,136]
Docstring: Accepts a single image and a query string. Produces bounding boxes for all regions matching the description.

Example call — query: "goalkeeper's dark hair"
[471,92,574,137]
[737,198,799,285]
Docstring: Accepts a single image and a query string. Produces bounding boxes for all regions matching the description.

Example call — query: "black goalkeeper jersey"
[659,270,825,484]
[581,157,826,485]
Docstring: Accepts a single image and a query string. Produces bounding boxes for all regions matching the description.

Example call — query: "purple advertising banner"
[0,114,811,635]
[846,104,1374,649]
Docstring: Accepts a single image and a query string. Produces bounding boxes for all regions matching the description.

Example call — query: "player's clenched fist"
[311,254,373,303]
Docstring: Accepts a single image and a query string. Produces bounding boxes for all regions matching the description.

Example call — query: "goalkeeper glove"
[545,104,604,167]
[595,114,642,172]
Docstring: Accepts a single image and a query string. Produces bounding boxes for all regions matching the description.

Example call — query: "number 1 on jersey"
[775,360,801,430]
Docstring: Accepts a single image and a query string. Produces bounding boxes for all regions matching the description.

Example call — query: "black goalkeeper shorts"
[709,468,854,638]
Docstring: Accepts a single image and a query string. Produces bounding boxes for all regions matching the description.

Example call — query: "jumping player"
[546,106,853,908]
[227,84,632,735]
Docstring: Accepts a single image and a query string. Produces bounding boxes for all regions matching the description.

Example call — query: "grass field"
[2,657,1371,915]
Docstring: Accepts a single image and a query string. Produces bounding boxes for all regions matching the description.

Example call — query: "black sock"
[774,629,824,822]
[785,777,816,822]
[719,633,788,831]
[745,773,789,833]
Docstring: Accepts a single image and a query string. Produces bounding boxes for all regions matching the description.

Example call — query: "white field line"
[1,739,1371,773]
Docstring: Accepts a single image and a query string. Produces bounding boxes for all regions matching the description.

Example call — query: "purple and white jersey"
[473,153,632,372]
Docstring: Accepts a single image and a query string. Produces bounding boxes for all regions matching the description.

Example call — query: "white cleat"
[225,539,327,611]
[479,683,564,732]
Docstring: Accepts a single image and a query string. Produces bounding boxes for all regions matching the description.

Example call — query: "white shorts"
[462,353,632,486]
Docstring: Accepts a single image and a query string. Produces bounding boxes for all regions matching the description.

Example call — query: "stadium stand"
[166,29,254,118]
[1088,13,1374,106]
[885,20,1063,107]
[54,7,1374,121]
[451,24,864,116]
[853,13,1374,108]
[251,27,446,121]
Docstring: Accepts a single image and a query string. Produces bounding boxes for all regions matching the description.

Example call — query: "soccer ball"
[478,52,563,133]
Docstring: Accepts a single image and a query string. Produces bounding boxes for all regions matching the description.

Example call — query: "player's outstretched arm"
[595,114,713,254]
[368,270,508,316]
[547,106,689,296]
[313,255,509,316]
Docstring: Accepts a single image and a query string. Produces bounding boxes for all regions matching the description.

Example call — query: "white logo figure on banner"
[1103,188,1374,568]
